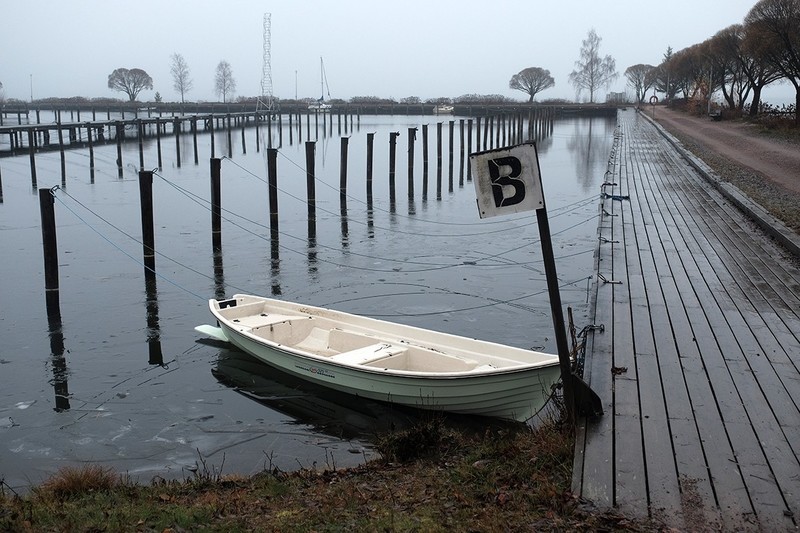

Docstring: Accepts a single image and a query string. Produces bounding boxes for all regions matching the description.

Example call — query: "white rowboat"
[196,294,562,422]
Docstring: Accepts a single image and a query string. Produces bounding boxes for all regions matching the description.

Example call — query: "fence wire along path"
[574,108,800,531]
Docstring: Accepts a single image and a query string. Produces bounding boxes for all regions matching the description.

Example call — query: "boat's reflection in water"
[210,343,520,444]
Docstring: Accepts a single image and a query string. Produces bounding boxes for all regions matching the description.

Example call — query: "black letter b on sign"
[487,156,525,208]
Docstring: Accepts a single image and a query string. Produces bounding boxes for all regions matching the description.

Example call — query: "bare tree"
[624,64,656,103]
[741,22,784,114]
[745,0,800,123]
[215,60,236,103]
[107,68,153,101]
[170,53,193,104]
[568,29,618,103]
[509,67,555,102]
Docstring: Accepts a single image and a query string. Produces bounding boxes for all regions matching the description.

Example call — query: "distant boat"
[308,57,332,112]
[196,294,561,422]
[433,104,454,115]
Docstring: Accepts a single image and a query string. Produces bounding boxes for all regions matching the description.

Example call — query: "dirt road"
[649,106,800,231]
[651,106,800,193]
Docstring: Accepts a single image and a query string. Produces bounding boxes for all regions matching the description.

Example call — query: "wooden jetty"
[574,108,800,530]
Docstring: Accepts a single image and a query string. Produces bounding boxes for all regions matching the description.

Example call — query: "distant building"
[606,92,628,104]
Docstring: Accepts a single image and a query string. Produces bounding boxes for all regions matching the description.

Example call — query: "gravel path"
[649,106,800,233]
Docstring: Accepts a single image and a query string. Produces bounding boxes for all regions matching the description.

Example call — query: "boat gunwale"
[210,296,560,380]
[218,321,559,380]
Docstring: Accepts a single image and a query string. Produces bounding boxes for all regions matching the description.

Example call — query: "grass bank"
[1,415,658,531]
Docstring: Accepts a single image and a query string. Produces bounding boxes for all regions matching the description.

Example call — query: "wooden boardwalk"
[573,109,800,531]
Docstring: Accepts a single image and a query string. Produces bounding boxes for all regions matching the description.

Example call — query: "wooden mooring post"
[422,124,429,201]
[436,122,442,200]
[39,188,59,313]
[389,131,399,205]
[210,158,222,252]
[115,121,124,178]
[448,120,454,193]
[366,132,374,204]
[305,141,316,222]
[138,170,156,282]
[408,127,417,200]
[174,118,181,167]
[28,130,37,188]
[339,136,349,200]
[267,148,279,233]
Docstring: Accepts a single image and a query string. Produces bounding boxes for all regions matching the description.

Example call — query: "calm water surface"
[0,112,617,491]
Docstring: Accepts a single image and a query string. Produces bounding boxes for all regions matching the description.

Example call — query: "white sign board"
[470,142,544,219]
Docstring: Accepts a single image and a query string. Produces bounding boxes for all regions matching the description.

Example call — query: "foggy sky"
[1,0,794,105]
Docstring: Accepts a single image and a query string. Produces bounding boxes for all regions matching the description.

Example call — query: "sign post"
[471,142,590,422]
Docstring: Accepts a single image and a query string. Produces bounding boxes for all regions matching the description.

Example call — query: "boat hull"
[205,295,561,422]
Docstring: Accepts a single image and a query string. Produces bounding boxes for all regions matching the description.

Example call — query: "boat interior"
[217,300,526,373]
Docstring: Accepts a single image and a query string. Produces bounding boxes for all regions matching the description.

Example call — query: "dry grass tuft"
[37,465,118,500]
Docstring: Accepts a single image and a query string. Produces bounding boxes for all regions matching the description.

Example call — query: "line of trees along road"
[624,0,799,123]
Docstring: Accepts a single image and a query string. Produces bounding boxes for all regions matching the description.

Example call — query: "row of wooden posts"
[2,108,555,204]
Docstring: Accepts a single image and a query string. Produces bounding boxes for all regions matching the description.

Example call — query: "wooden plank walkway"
[573,108,800,531]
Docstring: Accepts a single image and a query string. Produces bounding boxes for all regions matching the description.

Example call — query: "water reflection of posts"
[47,302,71,411]
[145,276,164,366]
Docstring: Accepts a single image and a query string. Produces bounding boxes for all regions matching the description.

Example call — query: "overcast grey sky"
[1,0,794,105]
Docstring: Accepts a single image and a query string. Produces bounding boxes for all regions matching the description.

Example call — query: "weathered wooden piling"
[267,148,279,233]
[436,122,442,200]
[57,122,66,184]
[305,141,316,220]
[459,119,465,187]
[138,170,156,281]
[408,127,416,200]
[422,124,429,200]
[448,120,454,193]
[467,119,473,181]
[209,117,216,158]
[174,118,182,168]
[339,136,349,199]
[389,131,398,205]
[39,188,59,309]
[191,119,199,165]
[155,119,163,169]
[87,123,95,183]
[483,116,490,150]
[226,114,233,158]
[115,122,124,178]
[28,130,37,188]
[241,116,247,154]
[366,132,374,203]
[210,158,222,252]
[138,119,145,170]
